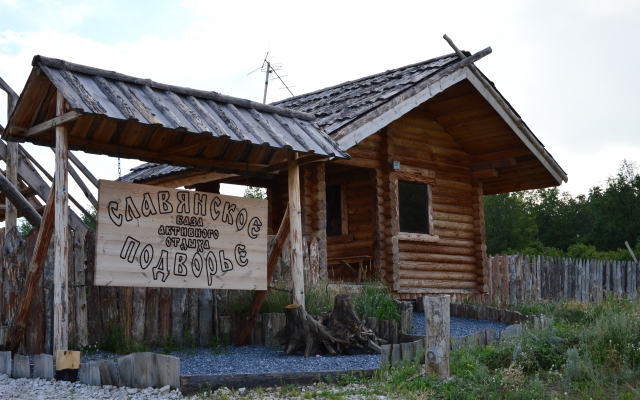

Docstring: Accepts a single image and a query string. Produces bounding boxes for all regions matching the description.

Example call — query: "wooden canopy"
[2,56,349,178]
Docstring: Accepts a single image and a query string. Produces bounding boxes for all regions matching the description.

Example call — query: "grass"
[225,280,401,324]
[192,297,640,399]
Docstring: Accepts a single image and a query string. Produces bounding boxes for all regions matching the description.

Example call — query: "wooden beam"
[236,206,290,346]
[54,90,70,353]
[4,183,55,352]
[49,148,97,208]
[68,151,98,188]
[0,171,42,227]
[470,158,516,171]
[470,169,498,179]
[288,152,305,306]
[4,82,19,233]
[159,136,220,158]
[266,154,328,172]
[25,111,81,138]
[469,148,531,164]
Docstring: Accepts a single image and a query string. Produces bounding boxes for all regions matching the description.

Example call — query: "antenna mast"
[263,61,271,104]
[249,45,295,104]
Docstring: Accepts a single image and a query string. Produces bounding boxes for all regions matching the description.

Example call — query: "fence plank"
[132,287,146,344]
[25,229,45,354]
[145,288,159,347]
[171,288,187,347]
[73,231,88,348]
[199,289,214,347]
[158,288,172,347]
[187,289,198,346]
[501,255,509,307]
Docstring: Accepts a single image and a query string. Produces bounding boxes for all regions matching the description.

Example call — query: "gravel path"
[411,312,510,338]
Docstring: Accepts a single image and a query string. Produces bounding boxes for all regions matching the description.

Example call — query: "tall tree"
[484,192,538,254]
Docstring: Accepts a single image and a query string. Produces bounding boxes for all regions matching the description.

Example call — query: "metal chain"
[117,127,122,179]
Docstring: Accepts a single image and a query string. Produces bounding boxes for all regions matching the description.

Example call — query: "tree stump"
[275,294,383,358]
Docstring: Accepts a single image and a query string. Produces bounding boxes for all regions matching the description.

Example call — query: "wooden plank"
[85,230,101,345]
[158,288,171,346]
[180,369,377,394]
[95,180,268,289]
[33,354,54,379]
[4,185,55,353]
[198,289,213,346]
[78,362,101,386]
[424,295,450,380]
[25,111,81,137]
[96,360,117,386]
[13,354,30,379]
[56,350,80,370]
[288,153,305,305]
[73,230,88,348]
[187,288,198,345]
[132,287,146,343]
[171,288,187,347]
[24,229,44,354]
[0,351,10,376]
[54,90,70,353]
[145,288,159,346]
[5,141,18,234]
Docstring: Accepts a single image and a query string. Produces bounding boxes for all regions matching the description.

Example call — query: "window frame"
[394,165,436,240]
[398,180,432,234]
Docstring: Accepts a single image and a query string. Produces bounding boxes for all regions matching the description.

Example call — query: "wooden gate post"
[424,295,450,380]
[54,90,69,353]
[288,152,304,307]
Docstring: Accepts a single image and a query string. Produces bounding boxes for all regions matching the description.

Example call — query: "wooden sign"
[95,180,267,290]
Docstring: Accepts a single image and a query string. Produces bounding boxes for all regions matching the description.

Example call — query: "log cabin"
[2,46,567,302]
[118,48,567,300]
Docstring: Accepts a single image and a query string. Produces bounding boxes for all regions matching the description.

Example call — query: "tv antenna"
[248,45,295,104]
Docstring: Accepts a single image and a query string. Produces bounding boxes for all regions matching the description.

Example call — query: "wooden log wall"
[485,254,640,305]
[388,109,478,295]
[325,166,375,281]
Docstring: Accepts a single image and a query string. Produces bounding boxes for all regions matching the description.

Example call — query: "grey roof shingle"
[29,56,349,160]
[272,53,461,135]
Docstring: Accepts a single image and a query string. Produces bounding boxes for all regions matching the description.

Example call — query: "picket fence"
[486,254,640,306]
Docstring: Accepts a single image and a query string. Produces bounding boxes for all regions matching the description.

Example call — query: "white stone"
[159,385,171,393]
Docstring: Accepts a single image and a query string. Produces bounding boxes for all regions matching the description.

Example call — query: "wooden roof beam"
[469,148,531,164]
[471,169,498,179]
[8,111,81,138]
[470,158,515,171]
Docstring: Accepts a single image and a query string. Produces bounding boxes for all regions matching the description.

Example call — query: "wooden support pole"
[288,152,305,307]
[50,148,97,208]
[4,87,19,234]
[236,206,290,346]
[54,90,69,353]
[4,183,55,352]
[424,295,450,380]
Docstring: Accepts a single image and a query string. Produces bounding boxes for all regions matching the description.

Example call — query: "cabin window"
[326,184,344,237]
[399,180,430,234]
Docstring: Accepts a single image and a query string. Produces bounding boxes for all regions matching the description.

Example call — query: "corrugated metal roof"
[273,53,461,135]
[29,56,349,159]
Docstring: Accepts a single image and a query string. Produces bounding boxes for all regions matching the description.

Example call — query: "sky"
[1,0,640,211]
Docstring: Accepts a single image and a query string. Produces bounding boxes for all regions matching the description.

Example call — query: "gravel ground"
[0,375,184,400]
[411,312,510,338]
[83,346,381,375]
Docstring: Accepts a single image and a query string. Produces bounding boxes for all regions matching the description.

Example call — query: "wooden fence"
[486,254,640,306]
[0,227,410,354]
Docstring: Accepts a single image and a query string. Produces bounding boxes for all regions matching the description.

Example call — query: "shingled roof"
[4,56,349,179]
[273,53,461,136]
